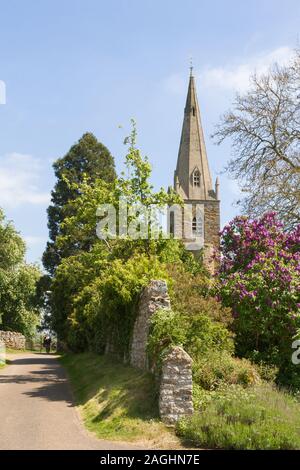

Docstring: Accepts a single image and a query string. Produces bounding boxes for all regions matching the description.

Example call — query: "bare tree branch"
[213,49,300,230]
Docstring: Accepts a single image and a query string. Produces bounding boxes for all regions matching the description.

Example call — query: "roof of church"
[175,71,214,200]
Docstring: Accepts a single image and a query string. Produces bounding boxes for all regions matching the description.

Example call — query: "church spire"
[174,71,214,200]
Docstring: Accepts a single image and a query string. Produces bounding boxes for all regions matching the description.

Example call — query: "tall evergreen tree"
[43,133,116,274]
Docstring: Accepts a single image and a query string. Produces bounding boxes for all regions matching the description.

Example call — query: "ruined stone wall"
[130,281,194,424]
[159,346,194,425]
[0,330,26,350]
[130,280,170,370]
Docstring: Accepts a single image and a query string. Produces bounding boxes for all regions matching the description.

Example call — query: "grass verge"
[60,352,182,448]
[5,348,27,354]
[1,348,48,369]
[177,382,300,449]
[0,347,28,368]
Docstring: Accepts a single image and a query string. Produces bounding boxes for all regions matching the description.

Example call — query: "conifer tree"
[43,133,116,274]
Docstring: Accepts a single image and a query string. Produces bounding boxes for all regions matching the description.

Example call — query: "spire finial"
[189,56,193,76]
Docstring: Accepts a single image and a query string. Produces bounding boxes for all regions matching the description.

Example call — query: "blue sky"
[0,0,299,264]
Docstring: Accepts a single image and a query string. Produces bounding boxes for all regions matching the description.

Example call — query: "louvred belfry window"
[192,215,203,237]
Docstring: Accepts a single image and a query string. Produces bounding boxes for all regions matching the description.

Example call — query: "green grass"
[0,348,25,368]
[0,348,44,368]
[5,348,26,354]
[177,382,300,449]
[60,353,181,448]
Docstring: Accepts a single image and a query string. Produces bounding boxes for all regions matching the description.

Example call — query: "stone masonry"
[130,280,170,370]
[130,281,194,424]
[159,346,194,425]
[172,71,220,272]
[0,330,26,350]
[204,201,220,249]
[203,200,220,273]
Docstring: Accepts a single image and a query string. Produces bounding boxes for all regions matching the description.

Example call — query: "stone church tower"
[172,69,220,269]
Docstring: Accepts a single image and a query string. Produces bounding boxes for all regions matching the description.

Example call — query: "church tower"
[172,69,220,270]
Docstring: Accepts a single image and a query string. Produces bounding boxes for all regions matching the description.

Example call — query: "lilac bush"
[217,212,300,385]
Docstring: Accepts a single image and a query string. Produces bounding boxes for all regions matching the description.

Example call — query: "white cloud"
[164,47,294,95]
[200,46,294,92]
[0,153,50,207]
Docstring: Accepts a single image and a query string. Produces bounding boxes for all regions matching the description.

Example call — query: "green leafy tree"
[50,122,186,350]
[217,213,300,386]
[43,132,116,274]
[57,121,181,258]
[0,209,25,269]
[0,209,41,337]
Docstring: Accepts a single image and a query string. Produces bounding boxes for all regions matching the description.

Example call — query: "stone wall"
[130,280,170,370]
[0,330,26,350]
[204,200,220,249]
[130,281,194,424]
[159,346,194,425]
[203,200,220,273]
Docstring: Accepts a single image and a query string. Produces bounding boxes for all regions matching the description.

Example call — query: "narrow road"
[0,353,138,450]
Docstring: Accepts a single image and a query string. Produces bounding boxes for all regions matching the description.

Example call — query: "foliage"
[147,309,186,365]
[216,212,300,386]
[56,120,181,257]
[51,239,175,353]
[0,209,41,337]
[60,352,180,447]
[256,362,279,383]
[147,308,234,369]
[167,263,233,327]
[1,264,41,337]
[67,253,168,355]
[177,383,300,449]
[0,209,26,268]
[50,122,185,352]
[192,351,260,391]
[213,48,300,230]
[147,262,234,368]
[43,132,116,274]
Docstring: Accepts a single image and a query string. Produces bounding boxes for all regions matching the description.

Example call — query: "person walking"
[43,335,52,354]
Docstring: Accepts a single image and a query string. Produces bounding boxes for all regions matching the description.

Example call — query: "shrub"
[147,308,234,369]
[68,253,168,355]
[217,213,300,386]
[256,361,279,383]
[177,383,300,449]
[192,351,260,391]
[168,264,233,328]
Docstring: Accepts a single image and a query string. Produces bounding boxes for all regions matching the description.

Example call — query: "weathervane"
[189,56,193,76]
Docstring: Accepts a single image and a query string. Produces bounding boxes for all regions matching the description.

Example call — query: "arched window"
[192,215,203,237]
[192,106,195,116]
[193,169,200,187]
[169,211,174,236]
